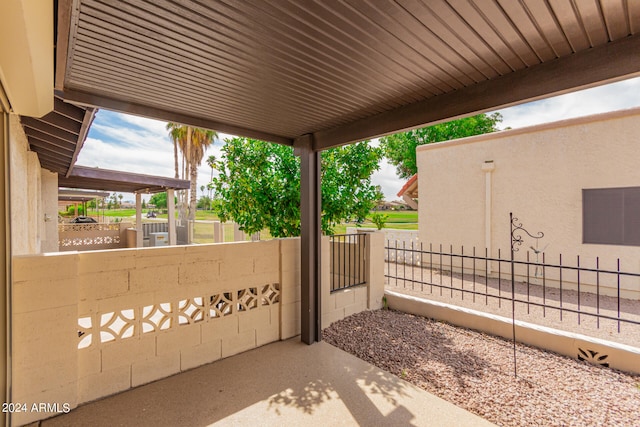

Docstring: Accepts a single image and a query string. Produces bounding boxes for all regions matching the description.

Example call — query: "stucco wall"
[8,113,54,255]
[417,107,640,298]
[41,169,59,252]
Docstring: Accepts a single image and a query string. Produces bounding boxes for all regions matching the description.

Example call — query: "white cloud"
[494,76,640,130]
[372,158,404,201]
[76,115,229,201]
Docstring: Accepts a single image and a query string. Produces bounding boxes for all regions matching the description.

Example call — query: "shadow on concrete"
[42,338,492,427]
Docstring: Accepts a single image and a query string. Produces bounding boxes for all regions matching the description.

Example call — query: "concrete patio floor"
[39,338,494,427]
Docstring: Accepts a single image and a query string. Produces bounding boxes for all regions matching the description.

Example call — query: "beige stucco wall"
[9,113,38,255]
[417,107,640,298]
[0,0,53,117]
[40,169,59,252]
[8,113,57,255]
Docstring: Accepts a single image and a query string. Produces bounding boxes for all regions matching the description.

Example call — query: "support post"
[213,221,222,243]
[167,189,176,245]
[295,134,321,344]
[135,192,143,248]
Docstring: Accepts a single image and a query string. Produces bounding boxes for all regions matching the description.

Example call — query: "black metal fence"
[385,241,640,332]
[330,233,367,292]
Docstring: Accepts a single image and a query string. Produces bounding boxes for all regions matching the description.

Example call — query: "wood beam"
[314,35,640,150]
[20,117,78,143]
[70,166,190,190]
[25,128,77,151]
[27,138,75,155]
[38,111,82,132]
[295,134,321,344]
[56,89,294,146]
[55,0,73,91]
[67,108,96,177]
[53,96,86,122]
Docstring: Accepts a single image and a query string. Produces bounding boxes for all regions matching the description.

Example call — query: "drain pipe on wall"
[482,161,495,274]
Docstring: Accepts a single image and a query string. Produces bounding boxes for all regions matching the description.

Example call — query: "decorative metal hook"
[509,212,544,379]
[510,213,544,253]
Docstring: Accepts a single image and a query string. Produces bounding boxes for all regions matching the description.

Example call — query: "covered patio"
[58,165,190,248]
[2,1,640,426]
[50,0,640,346]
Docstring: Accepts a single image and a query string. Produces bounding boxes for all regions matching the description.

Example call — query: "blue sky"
[76,76,640,202]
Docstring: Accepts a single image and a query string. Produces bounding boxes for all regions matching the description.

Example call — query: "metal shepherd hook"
[510,213,544,378]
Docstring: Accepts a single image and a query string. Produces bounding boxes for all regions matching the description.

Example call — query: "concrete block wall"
[12,253,80,426]
[11,234,383,424]
[11,239,299,425]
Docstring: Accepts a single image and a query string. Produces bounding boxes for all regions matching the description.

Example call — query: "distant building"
[397,174,418,209]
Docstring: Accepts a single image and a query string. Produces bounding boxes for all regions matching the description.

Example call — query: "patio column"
[295,134,321,344]
[135,192,143,247]
[167,188,176,245]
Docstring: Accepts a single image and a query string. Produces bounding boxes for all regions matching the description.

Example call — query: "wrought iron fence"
[385,241,640,333]
[330,233,367,292]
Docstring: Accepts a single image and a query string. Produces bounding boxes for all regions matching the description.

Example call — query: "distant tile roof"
[397,174,418,198]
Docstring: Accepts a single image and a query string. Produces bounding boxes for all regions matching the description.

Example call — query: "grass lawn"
[379,210,418,223]
[70,208,416,236]
[332,210,418,234]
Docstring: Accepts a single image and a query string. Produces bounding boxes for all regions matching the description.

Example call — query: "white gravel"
[323,309,640,427]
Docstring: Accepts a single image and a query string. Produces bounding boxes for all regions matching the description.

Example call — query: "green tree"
[149,192,168,209]
[166,124,219,221]
[197,195,212,210]
[210,138,382,237]
[380,113,503,179]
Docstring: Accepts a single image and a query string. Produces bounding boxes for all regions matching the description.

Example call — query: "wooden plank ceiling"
[20,95,96,176]
[56,0,640,149]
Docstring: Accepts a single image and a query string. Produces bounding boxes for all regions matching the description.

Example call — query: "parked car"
[70,216,97,224]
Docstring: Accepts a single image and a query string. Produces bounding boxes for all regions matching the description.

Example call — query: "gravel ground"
[385,264,640,347]
[323,310,640,427]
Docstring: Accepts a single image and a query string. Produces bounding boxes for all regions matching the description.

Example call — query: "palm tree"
[166,124,218,221]
[165,122,183,179]
[206,155,216,198]
[187,128,217,220]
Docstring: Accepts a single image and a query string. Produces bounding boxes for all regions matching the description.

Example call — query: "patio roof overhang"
[19,95,96,176]
[58,188,109,202]
[55,1,640,150]
[51,0,640,344]
[58,165,190,194]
